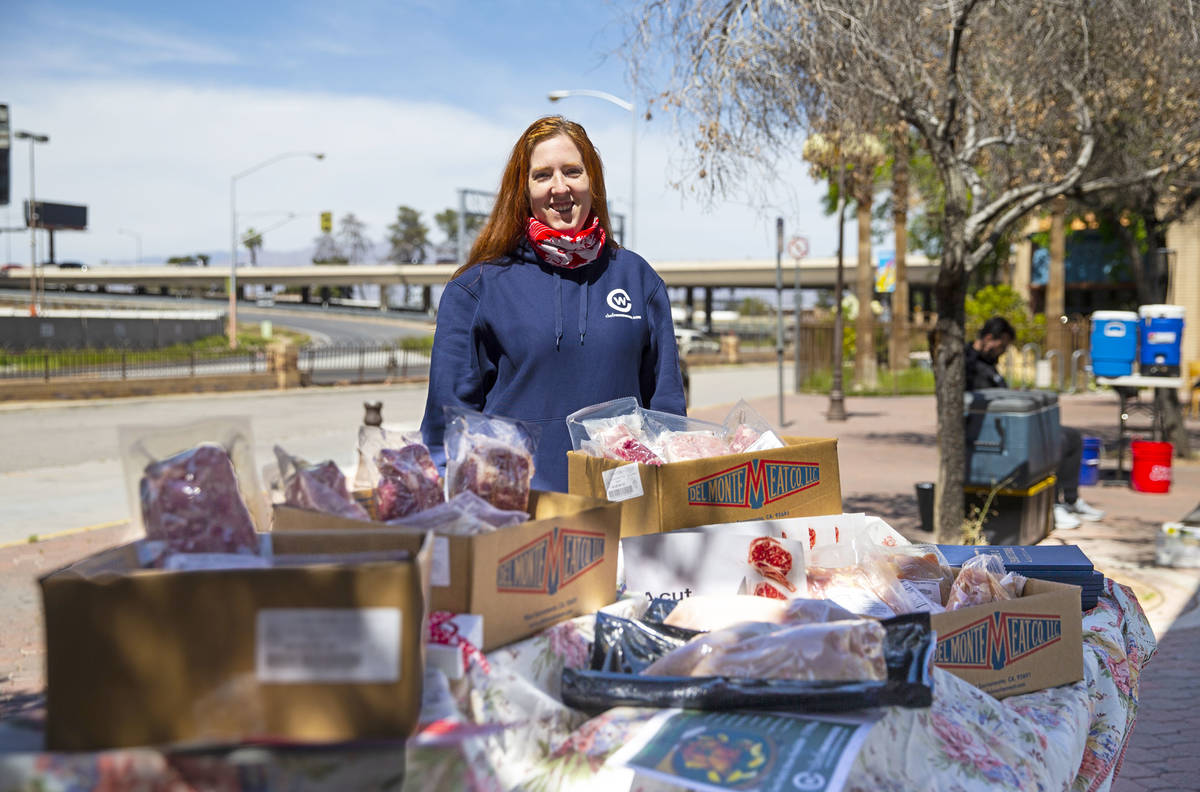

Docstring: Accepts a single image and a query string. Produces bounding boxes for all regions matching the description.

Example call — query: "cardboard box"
[273,491,622,651]
[567,437,842,536]
[930,578,1083,698]
[40,531,433,751]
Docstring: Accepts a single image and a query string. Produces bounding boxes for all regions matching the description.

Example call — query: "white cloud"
[3,77,844,268]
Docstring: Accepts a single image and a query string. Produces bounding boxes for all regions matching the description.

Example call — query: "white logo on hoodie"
[605,288,641,319]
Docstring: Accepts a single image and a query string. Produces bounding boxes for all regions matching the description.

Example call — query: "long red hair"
[457,116,617,277]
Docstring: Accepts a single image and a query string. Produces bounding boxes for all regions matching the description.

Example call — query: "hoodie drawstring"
[554,271,564,351]
[579,279,588,346]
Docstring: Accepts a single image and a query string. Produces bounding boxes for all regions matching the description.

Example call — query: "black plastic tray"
[562,601,935,714]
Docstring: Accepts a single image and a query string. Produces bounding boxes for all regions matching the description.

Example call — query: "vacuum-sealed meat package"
[564,600,935,713]
[945,553,1027,611]
[121,418,267,559]
[661,594,791,632]
[645,619,888,681]
[659,430,733,462]
[444,407,538,513]
[375,442,444,520]
[385,491,528,535]
[722,399,785,453]
[273,445,369,520]
[879,544,955,610]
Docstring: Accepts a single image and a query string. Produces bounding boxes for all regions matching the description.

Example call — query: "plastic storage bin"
[964,388,1063,490]
[1090,310,1138,377]
[1138,304,1185,376]
[965,474,1056,546]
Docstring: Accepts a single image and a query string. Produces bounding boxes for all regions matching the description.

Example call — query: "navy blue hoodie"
[420,240,686,492]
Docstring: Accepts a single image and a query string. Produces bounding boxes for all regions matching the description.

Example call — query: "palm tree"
[242,227,263,267]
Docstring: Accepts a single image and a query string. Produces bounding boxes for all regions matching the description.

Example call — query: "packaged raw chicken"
[374,442,444,520]
[273,445,369,520]
[644,619,888,681]
[878,543,955,609]
[945,553,1027,611]
[659,430,733,462]
[444,407,538,513]
[661,594,790,632]
[721,399,785,453]
[806,543,921,618]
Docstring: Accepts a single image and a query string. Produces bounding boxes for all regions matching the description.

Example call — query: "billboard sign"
[24,200,88,230]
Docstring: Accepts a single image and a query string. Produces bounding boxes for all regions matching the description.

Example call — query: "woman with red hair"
[421,116,685,492]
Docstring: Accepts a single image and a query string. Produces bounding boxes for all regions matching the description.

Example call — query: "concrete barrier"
[0,308,224,351]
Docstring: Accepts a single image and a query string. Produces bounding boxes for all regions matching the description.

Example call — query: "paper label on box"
[256,608,401,683]
[603,464,644,502]
[431,536,450,587]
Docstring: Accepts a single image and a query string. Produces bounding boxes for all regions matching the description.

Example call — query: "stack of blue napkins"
[936,544,1103,611]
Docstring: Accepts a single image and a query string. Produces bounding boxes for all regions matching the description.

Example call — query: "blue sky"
[3,0,837,267]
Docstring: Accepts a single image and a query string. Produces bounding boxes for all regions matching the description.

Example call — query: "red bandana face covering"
[526,215,607,269]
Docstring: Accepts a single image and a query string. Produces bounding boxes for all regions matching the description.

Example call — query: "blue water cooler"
[1138,304,1186,376]
[1090,310,1138,377]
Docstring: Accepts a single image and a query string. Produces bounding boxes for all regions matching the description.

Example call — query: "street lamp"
[15,130,49,316]
[229,151,324,348]
[547,89,637,250]
[117,228,142,265]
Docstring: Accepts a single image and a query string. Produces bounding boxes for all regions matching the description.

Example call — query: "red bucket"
[1131,440,1173,493]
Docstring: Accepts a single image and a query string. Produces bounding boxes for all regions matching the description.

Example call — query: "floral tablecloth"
[0,580,1155,792]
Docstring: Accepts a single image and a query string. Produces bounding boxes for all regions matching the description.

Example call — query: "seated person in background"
[965,317,1105,530]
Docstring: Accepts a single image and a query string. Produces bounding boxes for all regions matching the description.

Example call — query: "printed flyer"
[610,709,877,792]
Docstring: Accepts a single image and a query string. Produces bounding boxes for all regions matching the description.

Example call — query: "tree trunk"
[1046,196,1068,372]
[933,176,970,544]
[855,195,878,388]
[891,127,910,374]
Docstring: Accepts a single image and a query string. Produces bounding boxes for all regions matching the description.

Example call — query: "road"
[0,364,784,546]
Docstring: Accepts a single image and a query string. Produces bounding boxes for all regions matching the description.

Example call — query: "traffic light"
[320,211,332,233]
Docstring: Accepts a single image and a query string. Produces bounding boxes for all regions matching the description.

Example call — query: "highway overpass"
[0,255,938,292]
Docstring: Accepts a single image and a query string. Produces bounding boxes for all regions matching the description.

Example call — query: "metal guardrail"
[0,348,263,381]
[299,344,431,385]
[0,343,431,385]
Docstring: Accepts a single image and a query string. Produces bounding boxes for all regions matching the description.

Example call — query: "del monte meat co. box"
[273,490,621,651]
[930,578,1083,698]
[567,436,841,536]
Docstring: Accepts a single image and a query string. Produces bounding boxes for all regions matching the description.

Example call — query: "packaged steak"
[443,407,538,513]
[374,442,444,521]
[644,619,888,681]
[721,399,785,453]
[945,553,1027,611]
[120,418,267,559]
[273,445,369,520]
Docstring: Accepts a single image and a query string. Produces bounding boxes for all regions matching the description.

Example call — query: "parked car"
[674,327,721,356]
[55,261,89,271]
[0,263,24,276]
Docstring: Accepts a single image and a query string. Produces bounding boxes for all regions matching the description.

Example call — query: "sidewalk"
[2,383,1198,786]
